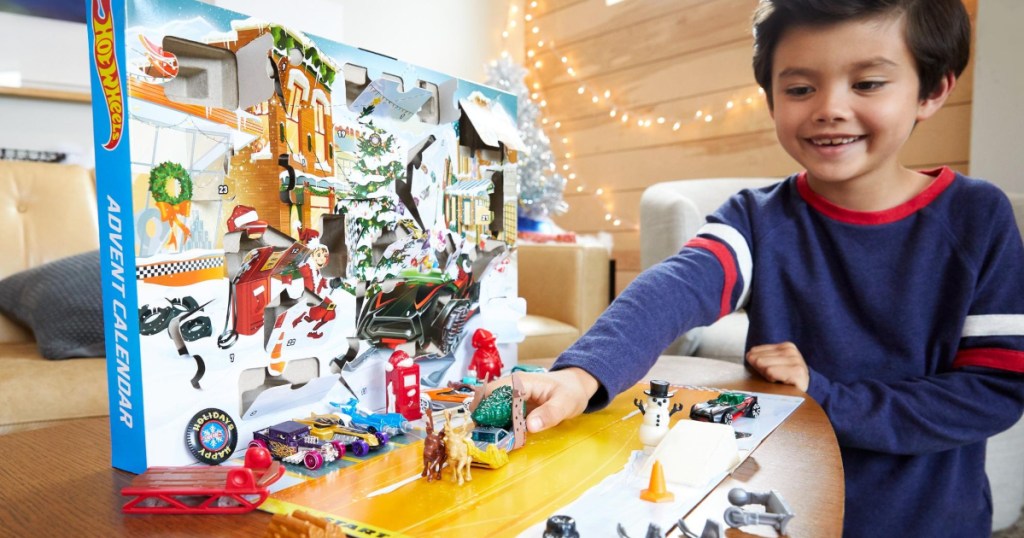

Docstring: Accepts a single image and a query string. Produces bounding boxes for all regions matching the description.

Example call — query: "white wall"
[969,0,1024,192]
[0,13,95,166]
[208,0,521,84]
[0,1,522,168]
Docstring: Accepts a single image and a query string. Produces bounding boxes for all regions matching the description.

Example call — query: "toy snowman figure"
[634,380,683,453]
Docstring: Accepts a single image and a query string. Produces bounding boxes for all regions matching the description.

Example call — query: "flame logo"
[92,0,124,150]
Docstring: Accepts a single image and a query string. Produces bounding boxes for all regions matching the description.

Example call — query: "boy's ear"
[917,72,956,122]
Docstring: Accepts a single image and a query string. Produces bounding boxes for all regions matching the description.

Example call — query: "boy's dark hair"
[752,0,970,108]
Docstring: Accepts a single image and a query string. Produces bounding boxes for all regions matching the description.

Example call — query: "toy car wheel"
[374,431,390,446]
[304,450,324,470]
[349,440,370,457]
[721,412,734,425]
[249,438,269,451]
[331,440,347,458]
[184,408,238,465]
[439,303,470,354]
[749,403,761,418]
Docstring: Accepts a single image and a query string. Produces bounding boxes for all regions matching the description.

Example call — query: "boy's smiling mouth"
[808,135,866,146]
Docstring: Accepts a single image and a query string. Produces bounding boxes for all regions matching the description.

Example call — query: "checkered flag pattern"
[136,257,224,280]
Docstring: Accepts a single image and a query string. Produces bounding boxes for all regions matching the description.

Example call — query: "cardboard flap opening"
[162,33,274,110]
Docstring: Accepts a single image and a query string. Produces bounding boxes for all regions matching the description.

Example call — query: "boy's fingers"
[488,369,594,433]
[525,395,573,433]
[525,407,550,433]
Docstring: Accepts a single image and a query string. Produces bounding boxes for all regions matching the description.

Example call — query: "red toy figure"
[468,328,503,383]
[385,350,422,420]
[291,228,336,339]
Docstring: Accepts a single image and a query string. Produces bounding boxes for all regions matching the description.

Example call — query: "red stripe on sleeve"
[685,237,737,317]
[953,348,1024,373]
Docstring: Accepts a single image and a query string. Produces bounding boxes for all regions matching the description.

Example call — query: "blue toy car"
[330,398,412,437]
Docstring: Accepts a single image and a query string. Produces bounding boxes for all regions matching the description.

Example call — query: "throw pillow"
[0,250,105,359]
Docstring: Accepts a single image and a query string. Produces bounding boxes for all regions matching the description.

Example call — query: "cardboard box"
[88,0,524,473]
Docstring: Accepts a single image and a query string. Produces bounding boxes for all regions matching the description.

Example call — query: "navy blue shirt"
[553,167,1024,537]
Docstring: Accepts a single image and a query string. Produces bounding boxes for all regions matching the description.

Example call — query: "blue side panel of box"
[87,0,147,474]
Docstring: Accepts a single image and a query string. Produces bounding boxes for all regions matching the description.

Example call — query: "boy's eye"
[853,80,887,91]
[783,86,813,97]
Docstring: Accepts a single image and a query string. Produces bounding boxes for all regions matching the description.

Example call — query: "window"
[312,90,330,168]
[284,72,310,155]
[286,87,302,153]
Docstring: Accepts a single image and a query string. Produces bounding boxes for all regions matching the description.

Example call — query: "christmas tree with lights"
[339,115,408,284]
[485,57,567,228]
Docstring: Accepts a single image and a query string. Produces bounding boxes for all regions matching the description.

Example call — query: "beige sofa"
[640,176,1024,532]
[517,242,611,361]
[0,160,108,434]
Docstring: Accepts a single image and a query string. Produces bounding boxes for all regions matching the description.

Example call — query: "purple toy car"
[249,420,345,470]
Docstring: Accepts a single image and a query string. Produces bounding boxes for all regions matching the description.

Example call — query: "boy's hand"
[746,342,810,392]
[493,367,599,433]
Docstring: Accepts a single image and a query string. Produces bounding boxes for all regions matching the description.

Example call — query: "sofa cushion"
[517,314,579,361]
[0,342,108,433]
[0,250,105,359]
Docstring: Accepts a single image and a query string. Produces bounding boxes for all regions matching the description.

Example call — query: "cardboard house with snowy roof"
[452,91,524,246]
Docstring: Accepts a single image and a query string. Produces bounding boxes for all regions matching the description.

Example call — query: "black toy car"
[689,392,760,425]
[356,268,474,355]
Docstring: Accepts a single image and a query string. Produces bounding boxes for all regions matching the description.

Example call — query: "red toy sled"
[121,447,284,515]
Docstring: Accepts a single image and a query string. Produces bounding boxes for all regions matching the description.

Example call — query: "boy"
[511,1,1024,536]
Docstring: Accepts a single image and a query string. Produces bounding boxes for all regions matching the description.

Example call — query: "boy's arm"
[806,365,1024,455]
[551,237,741,411]
[808,203,1024,455]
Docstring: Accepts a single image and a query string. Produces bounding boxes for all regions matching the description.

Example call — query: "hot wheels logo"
[92,0,124,150]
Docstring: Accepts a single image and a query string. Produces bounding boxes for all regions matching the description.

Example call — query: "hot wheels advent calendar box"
[88,0,524,473]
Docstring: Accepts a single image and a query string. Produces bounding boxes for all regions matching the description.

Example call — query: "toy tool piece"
[121,448,284,514]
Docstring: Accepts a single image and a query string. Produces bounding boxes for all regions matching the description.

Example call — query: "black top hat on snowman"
[644,379,676,399]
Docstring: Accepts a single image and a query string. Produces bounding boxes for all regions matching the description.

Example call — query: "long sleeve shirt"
[553,167,1024,537]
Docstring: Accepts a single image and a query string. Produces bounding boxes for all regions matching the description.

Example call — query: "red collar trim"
[796,167,955,225]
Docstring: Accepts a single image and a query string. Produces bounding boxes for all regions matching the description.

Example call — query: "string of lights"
[499,0,767,231]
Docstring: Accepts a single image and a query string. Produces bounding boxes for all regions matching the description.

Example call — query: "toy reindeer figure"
[633,380,683,453]
[422,410,447,482]
[443,410,473,486]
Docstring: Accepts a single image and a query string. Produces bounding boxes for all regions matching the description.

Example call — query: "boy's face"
[769,15,949,195]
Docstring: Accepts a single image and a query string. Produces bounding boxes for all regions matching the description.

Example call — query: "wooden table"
[0,356,843,537]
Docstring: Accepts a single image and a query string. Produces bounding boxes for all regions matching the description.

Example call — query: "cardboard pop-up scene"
[89,1,805,535]
[91,0,525,475]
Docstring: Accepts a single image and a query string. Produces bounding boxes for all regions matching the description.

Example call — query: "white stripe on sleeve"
[697,223,753,309]
[961,314,1024,337]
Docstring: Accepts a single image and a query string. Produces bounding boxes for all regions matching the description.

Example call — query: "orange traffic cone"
[640,459,675,503]
[268,333,286,375]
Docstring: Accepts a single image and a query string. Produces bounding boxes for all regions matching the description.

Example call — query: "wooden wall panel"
[534,1,754,87]
[541,42,757,121]
[525,0,977,292]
